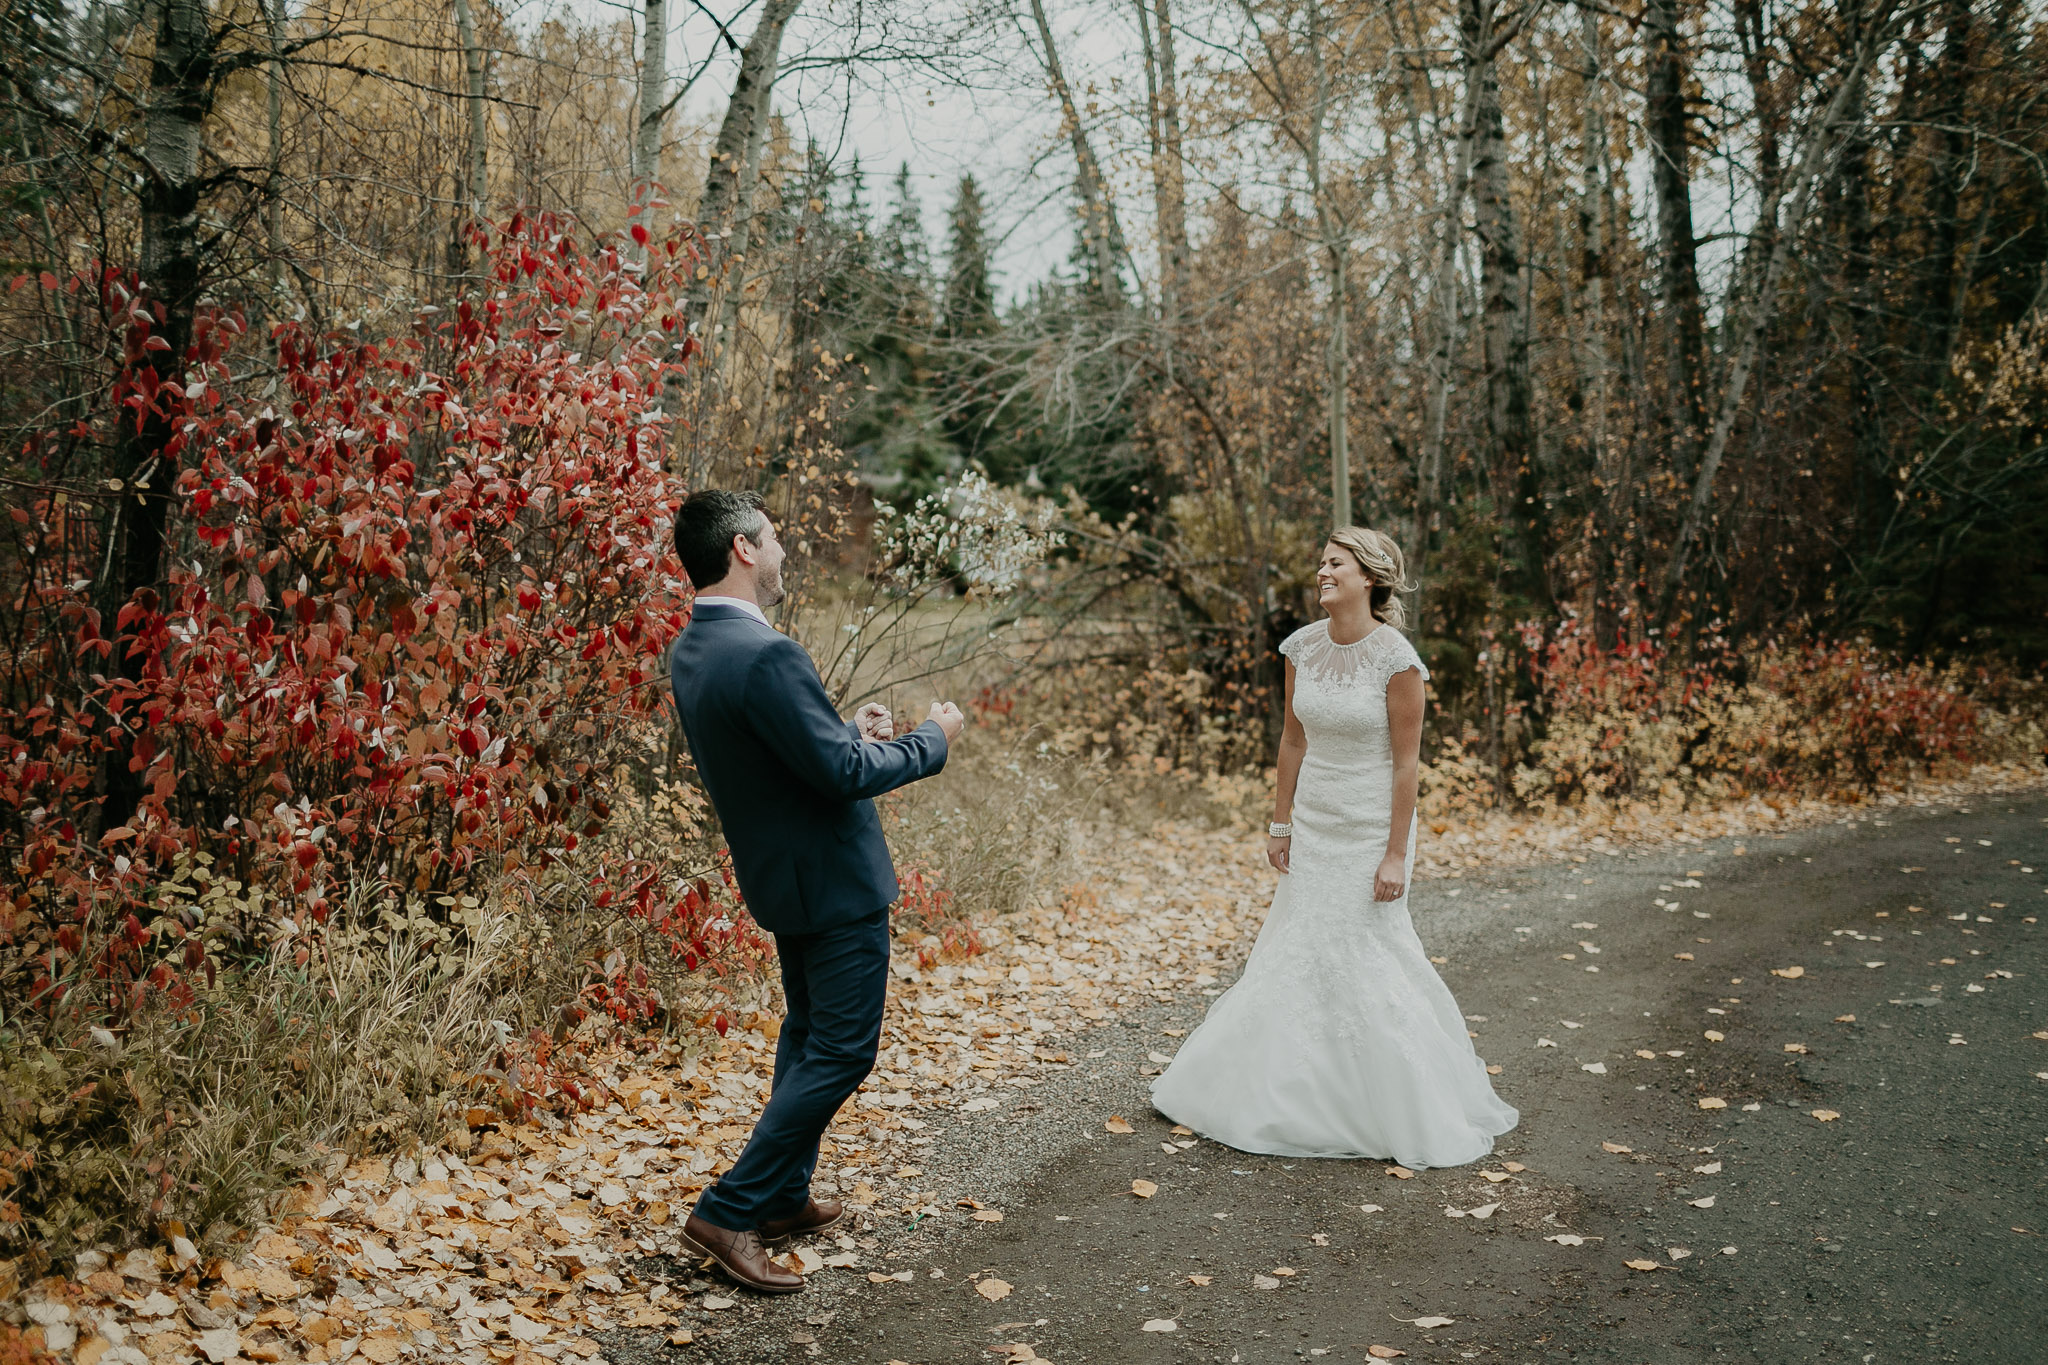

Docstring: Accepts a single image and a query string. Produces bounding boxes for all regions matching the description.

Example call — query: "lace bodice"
[1280,620,1429,774]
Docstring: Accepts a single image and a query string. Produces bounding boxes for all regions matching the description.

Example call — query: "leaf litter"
[31,777,2015,1362]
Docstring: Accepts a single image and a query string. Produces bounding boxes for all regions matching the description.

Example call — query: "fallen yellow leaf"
[1368,1347,1407,1359]
[1704,1030,1725,1042]
[1131,1179,1158,1198]
[1601,1142,1632,1154]
[976,1277,1014,1302]
[1811,1109,1841,1122]
[1386,1165,1415,1179]
[1771,966,1805,979]
[1673,952,1695,961]
[1186,1274,1212,1286]
[1105,1116,1135,1135]
[1624,1259,1663,1272]
[1480,1170,1511,1183]
[1699,1097,1727,1110]
[1784,1043,1809,1054]
[973,1209,1005,1222]
[1502,1161,1527,1173]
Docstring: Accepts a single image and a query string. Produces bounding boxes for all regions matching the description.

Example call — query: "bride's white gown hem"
[1150,621,1518,1169]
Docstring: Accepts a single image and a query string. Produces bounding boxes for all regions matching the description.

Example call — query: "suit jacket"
[668,602,948,935]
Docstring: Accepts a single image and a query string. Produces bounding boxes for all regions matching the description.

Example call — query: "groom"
[667,489,963,1293]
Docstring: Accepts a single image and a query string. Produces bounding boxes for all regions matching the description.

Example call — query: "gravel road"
[602,791,2048,1365]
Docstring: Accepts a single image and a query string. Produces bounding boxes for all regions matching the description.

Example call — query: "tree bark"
[1459,0,1552,613]
[1138,0,1190,338]
[1305,0,1350,527]
[630,0,669,260]
[1026,0,1126,309]
[263,0,286,313]
[451,0,489,265]
[105,0,212,828]
[1645,0,1705,479]
[691,0,799,341]
[1575,2,1611,444]
[1914,0,1974,385]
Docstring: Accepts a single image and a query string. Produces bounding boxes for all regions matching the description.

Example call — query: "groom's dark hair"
[675,489,770,590]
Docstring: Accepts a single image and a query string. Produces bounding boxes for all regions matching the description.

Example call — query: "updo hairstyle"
[1327,525,1413,630]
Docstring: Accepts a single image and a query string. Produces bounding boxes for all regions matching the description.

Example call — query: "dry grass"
[0,902,522,1269]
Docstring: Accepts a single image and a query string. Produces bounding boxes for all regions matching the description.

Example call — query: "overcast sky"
[638,0,1103,303]
[541,0,1761,313]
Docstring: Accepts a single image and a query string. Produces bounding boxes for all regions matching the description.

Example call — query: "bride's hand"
[1267,834,1291,874]
[1373,851,1406,902]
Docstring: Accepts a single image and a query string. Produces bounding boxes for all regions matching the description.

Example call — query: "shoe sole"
[677,1228,806,1295]
[761,1208,846,1245]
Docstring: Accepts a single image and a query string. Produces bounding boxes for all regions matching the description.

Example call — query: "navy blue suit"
[669,602,948,1228]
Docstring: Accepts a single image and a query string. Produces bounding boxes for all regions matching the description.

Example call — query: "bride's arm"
[1375,667,1426,901]
[1268,662,1307,873]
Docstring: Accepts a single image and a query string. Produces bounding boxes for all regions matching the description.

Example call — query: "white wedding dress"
[1151,620,1518,1167]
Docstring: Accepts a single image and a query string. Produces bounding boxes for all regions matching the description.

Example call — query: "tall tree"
[937,175,1004,471]
[1645,0,1705,477]
[1459,0,1552,613]
[1023,0,1126,309]
[629,0,669,258]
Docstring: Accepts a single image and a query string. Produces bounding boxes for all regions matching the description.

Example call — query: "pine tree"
[942,175,997,342]
[934,175,1012,479]
[882,163,931,285]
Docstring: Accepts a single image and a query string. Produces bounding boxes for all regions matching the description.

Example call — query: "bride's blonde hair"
[1328,526,1413,630]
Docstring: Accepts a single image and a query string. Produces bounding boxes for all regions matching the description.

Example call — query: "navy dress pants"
[691,907,890,1230]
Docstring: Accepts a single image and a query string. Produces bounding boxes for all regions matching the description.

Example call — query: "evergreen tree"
[935,176,1011,479]
[942,175,997,342]
[881,163,931,284]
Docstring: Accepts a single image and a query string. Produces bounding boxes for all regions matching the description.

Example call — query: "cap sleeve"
[1390,633,1430,685]
[1278,621,1323,662]
[1371,629,1430,688]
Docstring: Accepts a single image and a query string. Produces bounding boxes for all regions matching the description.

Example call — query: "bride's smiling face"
[1315,543,1372,612]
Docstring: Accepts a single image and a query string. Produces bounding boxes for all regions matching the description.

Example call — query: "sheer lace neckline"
[1325,621,1389,648]
[1284,618,1425,687]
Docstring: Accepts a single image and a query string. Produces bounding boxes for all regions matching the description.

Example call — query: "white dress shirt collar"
[693,594,770,626]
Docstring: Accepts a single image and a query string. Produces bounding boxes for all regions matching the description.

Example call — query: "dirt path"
[36,786,2043,1365]
[611,792,2048,1365]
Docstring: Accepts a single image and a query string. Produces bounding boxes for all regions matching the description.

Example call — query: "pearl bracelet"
[1268,822,1293,838]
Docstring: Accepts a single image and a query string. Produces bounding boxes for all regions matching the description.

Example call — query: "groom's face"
[745,515,787,607]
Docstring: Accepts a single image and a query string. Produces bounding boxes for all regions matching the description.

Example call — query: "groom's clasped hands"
[854,700,965,744]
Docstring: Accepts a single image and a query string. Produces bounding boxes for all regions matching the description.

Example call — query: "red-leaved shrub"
[0,213,760,1042]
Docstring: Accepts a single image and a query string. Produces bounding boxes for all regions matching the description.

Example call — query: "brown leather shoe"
[759,1197,845,1243]
[679,1213,804,1294]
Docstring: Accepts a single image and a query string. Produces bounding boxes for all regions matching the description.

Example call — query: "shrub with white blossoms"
[878,469,1065,593]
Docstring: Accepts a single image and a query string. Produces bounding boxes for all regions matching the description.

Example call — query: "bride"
[1151,527,1517,1167]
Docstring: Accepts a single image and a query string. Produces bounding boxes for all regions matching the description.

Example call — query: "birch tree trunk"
[1026,0,1126,309]
[1305,0,1350,527]
[1138,0,1190,337]
[691,0,799,338]
[451,0,489,265]
[629,0,669,261]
